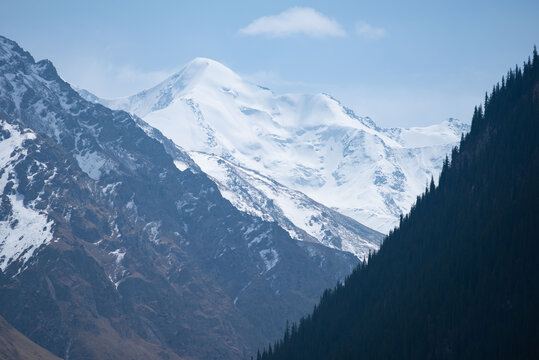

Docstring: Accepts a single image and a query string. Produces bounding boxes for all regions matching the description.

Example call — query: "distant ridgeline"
[258,48,539,360]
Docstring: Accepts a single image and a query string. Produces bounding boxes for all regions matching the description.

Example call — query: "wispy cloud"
[239,7,347,38]
[243,70,325,92]
[58,58,177,98]
[355,21,387,40]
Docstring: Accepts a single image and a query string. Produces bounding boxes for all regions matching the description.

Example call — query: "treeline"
[257,47,539,359]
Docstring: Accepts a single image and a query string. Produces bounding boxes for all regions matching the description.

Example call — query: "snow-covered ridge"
[190,151,381,259]
[100,58,243,118]
[79,58,469,236]
[0,121,54,273]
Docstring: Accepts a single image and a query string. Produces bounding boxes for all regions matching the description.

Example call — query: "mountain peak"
[166,57,240,88]
[110,57,242,116]
[184,57,228,70]
[0,35,63,87]
[0,35,36,67]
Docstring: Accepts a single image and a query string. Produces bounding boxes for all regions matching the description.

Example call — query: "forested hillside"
[259,48,539,360]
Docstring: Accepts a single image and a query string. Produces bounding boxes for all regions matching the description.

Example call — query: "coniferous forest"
[258,49,539,360]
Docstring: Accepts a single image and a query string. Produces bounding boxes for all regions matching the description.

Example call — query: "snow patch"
[173,159,189,171]
[109,248,126,264]
[0,121,54,273]
[75,151,107,180]
[259,248,279,272]
[144,221,161,244]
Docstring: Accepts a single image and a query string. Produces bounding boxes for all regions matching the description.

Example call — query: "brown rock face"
[0,315,63,360]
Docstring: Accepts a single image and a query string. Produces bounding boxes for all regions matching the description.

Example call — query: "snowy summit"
[81,57,468,248]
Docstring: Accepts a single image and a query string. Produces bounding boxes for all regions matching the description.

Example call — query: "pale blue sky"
[1,0,537,127]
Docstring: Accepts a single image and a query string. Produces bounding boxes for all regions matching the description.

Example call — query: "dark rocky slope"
[0,35,358,359]
[0,315,62,360]
[260,49,539,360]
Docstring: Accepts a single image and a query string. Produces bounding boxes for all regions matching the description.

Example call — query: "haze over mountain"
[81,57,469,237]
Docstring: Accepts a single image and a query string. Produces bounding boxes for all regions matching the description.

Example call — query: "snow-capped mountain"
[0,36,360,359]
[88,58,469,234]
[134,115,381,259]
[189,152,382,258]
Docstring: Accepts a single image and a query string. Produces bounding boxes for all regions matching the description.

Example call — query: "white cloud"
[239,7,346,38]
[355,21,387,40]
